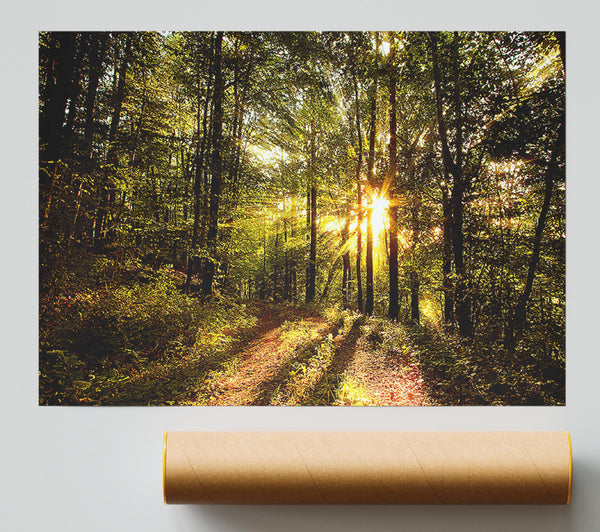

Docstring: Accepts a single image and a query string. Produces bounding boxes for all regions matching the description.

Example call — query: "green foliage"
[406,324,564,406]
[39,248,255,404]
[63,272,198,361]
[336,374,373,406]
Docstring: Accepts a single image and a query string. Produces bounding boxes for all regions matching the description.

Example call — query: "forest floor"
[39,252,565,406]
[203,302,333,405]
[200,302,431,406]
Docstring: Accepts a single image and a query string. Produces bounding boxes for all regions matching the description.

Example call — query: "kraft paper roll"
[163,431,572,505]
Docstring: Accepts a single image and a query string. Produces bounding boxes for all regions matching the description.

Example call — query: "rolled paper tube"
[163,431,572,505]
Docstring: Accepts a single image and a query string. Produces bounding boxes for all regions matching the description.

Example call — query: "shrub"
[45,269,200,364]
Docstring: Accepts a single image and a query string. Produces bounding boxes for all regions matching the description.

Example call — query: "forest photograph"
[39,31,565,406]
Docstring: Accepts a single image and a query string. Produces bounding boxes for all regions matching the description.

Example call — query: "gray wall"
[3,1,599,530]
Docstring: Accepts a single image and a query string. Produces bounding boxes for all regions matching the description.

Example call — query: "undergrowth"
[39,252,564,406]
[39,248,255,405]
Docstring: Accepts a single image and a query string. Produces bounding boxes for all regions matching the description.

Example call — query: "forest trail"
[205,302,431,406]
[206,302,332,405]
[337,332,431,406]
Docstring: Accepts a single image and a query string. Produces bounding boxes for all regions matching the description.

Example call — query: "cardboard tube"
[163,431,572,505]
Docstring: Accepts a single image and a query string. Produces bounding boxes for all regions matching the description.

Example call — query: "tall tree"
[305,119,317,303]
[429,31,473,336]
[387,32,400,320]
[39,32,77,176]
[94,33,131,250]
[186,32,214,293]
[364,39,379,316]
[202,31,224,296]
[353,70,364,313]
[505,37,565,348]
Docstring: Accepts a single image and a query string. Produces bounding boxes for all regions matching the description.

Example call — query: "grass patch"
[335,373,373,406]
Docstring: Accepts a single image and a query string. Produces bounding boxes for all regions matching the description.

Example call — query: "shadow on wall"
[181,504,573,532]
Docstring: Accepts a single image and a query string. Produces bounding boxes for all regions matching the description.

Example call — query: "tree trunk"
[202,31,224,296]
[365,204,374,316]
[450,178,472,336]
[353,72,364,313]
[410,198,421,323]
[183,150,190,222]
[106,36,130,165]
[305,120,317,303]
[342,199,352,308]
[430,31,473,336]
[306,185,317,302]
[40,32,77,174]
[63,34,87,150]
[186,33,214,293]
[75,32,106,244]
[364,69,378,316]
[305,185,311,298]
[450,32,472,336]
[505,121,564,349]
[410,270,420,323]
[39,32,78,236]
[290,195,297,301]
[83,33,108,160]
[273,221,280,300]
[229,43,252,197]
[283,215,290,301]
[320,258,339,302]
[95,34,131,251]
[442,185,454,324]
[68,182,83,242]
[129,65,147,168]
[387,33,400,320]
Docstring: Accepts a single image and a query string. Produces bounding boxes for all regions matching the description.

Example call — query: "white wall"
[2,2,599,530]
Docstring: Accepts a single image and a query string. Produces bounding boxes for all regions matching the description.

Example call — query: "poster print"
[39,31,565,406]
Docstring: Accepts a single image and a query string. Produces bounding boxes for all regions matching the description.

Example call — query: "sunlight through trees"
[39,31,565,406]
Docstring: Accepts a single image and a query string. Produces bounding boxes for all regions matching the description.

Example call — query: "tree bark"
[342,199,352,308]
[94,34,131,250]
[283,214,291,301]
[410,197,421,323]
[449,32,472,336]
[229,41,253,196]
[430,31,473,336]
[442,185,454,324]
[365,204,374,316]
[202,31,224,296]
[291,195,298,301]
[186,33,214,293]
[387,33,400,320]
[364,66,378,316]
[70,32,105,247]
[40,32,77,174]
[63,34,87,150]
[83,33,108,160]
[505,121,564,349]
[305,120,317,303]
[410,270,420,322]
[273,221,280,300]
[39,32,78,237]
[353,72,364,313]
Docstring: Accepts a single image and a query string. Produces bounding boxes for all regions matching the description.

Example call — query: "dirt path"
[207,302,330,405]
[339,335,432,406]
[204,303,432,406]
